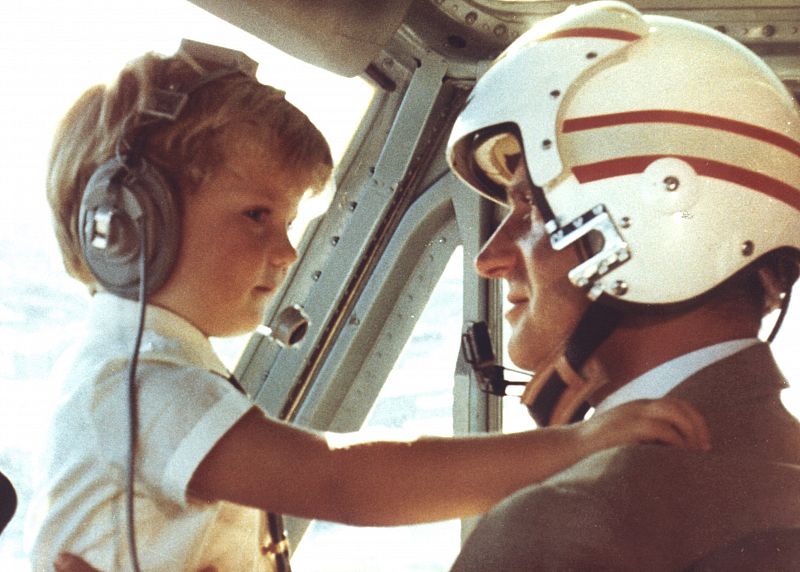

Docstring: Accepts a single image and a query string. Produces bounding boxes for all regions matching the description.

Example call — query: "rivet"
[586,51,598,59]
[542,139,552,150]
[663,176,680,191]
[620,216,631,229]
[348,201,358,211]
[493,24,507,37]
[611,280,629,296]
[549,89,561,98]
[741,240,755,256]
[312,270,322,281]
[330,236,339,246]
[465,11,477,25]
[762,24,776,38]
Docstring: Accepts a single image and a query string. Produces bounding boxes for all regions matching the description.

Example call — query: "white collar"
[88,292,230,378]
[594,338,762,414]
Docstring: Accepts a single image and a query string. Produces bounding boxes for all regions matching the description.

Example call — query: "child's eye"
[245,208,271,223]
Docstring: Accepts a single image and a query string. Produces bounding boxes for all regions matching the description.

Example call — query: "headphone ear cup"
[79,157,181,299]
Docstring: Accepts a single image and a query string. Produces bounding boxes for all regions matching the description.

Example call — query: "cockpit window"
[291,248,464,570]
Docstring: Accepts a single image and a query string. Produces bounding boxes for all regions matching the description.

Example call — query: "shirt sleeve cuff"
[162,391,254,506]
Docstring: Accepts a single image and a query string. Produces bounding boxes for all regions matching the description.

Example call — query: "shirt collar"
[88,292,230,378]
[594,338,762,414]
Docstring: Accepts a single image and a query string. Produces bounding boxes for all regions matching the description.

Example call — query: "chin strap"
[520,302,622,426]
[461,303,622,427]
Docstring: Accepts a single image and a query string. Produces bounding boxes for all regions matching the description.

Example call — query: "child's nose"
[269,234,299,269]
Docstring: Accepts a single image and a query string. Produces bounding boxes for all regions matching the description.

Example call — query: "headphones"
[79,154,180,299]
[78,39,259,299]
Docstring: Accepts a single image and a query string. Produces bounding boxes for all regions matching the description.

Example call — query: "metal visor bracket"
[550,204,630,299]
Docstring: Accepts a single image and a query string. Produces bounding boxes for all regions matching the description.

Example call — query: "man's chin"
[507,337,537,373]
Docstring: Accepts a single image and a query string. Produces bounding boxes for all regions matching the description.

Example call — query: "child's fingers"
[628,398,711,451]
[55,553,100,572]
[648,398,711,451]
[664,397,711,450]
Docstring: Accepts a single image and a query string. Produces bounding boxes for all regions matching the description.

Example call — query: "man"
[446,1,800,569]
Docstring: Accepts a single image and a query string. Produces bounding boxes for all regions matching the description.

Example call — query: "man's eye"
[245,209,270,223]
[507,186,534,206]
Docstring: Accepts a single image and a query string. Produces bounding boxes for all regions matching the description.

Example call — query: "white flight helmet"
[447,0,800,307]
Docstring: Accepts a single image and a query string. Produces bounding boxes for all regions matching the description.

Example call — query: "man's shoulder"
[452,446,800,571]
[550,443,800,494]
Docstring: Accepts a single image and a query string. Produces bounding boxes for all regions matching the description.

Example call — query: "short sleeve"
[91,361,254,508]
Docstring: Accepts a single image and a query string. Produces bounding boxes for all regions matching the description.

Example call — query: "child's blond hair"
[48,48,332,289]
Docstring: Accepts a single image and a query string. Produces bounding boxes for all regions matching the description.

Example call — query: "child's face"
[151,131,308,337]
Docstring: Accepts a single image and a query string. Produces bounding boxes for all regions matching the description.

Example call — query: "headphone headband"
[141,39,260,122]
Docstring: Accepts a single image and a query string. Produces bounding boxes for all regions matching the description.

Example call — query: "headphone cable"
[126,219,147,572]
[767,287,792,343]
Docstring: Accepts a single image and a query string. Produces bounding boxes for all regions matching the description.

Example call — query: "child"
[27,41,710,571]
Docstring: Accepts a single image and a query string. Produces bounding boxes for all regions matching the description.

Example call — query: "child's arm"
[188,396,709,526]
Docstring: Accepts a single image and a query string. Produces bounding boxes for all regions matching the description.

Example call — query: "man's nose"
[474,221,516,279]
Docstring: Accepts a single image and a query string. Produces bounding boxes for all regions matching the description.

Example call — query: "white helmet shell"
[447,1,800,306]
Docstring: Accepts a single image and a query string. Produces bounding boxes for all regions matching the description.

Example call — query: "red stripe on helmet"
[563,110,800,158]
[539,27,642,42]
[572,155,800,212]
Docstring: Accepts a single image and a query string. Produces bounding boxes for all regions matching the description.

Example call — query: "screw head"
[611,280,629,296]
[663,176,680,191]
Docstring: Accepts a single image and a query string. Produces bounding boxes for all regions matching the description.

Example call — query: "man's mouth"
[505,295,528,322]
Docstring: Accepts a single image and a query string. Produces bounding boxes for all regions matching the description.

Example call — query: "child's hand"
[576,398,711,454]
[55,553,100,572]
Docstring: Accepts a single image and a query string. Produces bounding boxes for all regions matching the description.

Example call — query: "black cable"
[767,288,792,343]
[267,512,292,572]
[126,219,147,572]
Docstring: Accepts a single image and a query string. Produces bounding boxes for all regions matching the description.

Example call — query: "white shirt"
[26,293,271,571]
[594,338,762,414]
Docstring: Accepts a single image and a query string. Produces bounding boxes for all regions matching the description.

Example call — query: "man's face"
[474,162,589,372]
[151,128,307,338]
